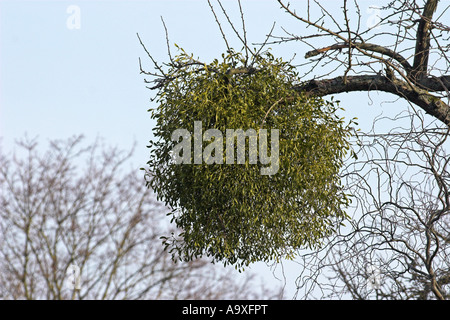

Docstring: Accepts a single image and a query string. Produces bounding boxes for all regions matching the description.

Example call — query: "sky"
[0,0,400,156]
[1,0,445,299]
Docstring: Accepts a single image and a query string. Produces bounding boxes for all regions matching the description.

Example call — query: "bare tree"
[140,0,450,126]
[292,109,450,300]
[273,0,450,126]
[138,0,450,299]
[264,1,450,299]
[0,136,277,300]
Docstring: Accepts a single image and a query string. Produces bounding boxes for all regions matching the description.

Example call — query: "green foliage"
[145,48,355,269]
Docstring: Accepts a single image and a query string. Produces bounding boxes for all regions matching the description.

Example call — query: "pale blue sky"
[1,0,441,298]
[1,0,302,161]
[0,0,402,159]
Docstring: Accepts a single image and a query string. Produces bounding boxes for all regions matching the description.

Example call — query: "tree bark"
[412,0,439,81]
[296,75,450,126]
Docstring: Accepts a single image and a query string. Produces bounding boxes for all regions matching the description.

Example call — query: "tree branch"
[305,42,413,74]
[412,0,439,81]
[296,75,450,126]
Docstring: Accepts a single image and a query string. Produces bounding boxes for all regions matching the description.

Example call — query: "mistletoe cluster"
[145,48,355,269]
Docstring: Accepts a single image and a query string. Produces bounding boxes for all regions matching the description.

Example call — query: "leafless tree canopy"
[266,0,450,300]
[274,0,450,126]
[293,110,450,300]
[0,136,277,300]
[141,0,450,126]
[138,0,450,300]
